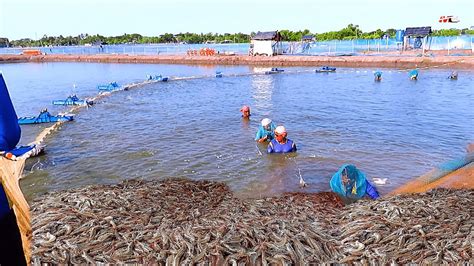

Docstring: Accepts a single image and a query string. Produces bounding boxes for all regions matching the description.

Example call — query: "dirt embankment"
[1,54,473,69]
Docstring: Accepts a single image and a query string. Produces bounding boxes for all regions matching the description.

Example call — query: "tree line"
[5,25,474,47]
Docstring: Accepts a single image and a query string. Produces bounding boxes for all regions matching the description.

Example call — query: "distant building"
[249,31,283,56]
[92,40,107,46]
[0,38,9,48]
[300,35,314,54]
[301,35,315,42]
[403,26,432,52]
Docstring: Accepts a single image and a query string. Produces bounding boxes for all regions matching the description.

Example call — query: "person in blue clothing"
[448,71,458,80]
[267,126,297,153]
[374,71,382,81]
[409,69,419,80]
[330,164,379,201]
[0,184,26,265]
[255,118,276,143]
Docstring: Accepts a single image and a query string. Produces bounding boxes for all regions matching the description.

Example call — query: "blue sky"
[1,0,472,40]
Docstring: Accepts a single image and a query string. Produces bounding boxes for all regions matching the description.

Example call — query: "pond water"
[1,62,473,200]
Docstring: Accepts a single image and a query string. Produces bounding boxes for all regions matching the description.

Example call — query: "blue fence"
[1,35,472,56]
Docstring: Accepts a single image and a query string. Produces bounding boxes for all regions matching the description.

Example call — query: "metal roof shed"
[404,27,432,37]
[403,26,432,52]
[302,35,315,42]
[249,31,283,56]
[252,31,282,41]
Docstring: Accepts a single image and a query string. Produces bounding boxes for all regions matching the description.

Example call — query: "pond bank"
[1,54,473,69]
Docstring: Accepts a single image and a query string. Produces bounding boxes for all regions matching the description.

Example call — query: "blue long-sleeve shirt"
[365,180,380,199]
[255,123,276,141]
[267,139,297,153]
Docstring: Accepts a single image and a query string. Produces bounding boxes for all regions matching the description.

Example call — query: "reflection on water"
[251,70,274,115]
[1,63,473,200]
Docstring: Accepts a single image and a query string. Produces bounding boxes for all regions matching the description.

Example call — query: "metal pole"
[447,37,450,55]
[471,36,473,53]
[352,39,354,52]
[422,36,426,54]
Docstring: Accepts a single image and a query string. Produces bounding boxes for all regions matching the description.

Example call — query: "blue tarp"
[330,164,368,199]
[7,145,36,157]
[0,74,21,151]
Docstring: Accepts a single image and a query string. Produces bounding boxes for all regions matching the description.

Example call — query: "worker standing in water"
[255,118,276,143]
[448,71,458,80]
[267,126,297,153]
[374,71,382,81]
[240,105,251,119]
[409,69,419,80]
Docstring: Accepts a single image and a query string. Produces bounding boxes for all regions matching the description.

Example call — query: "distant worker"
[448,71,458,80]
[409,69,419,80]
[374,71,382,81]
[255,118,275,143]
[267,126,297,153]
[240,105,251,119]
[330,164,380,201]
